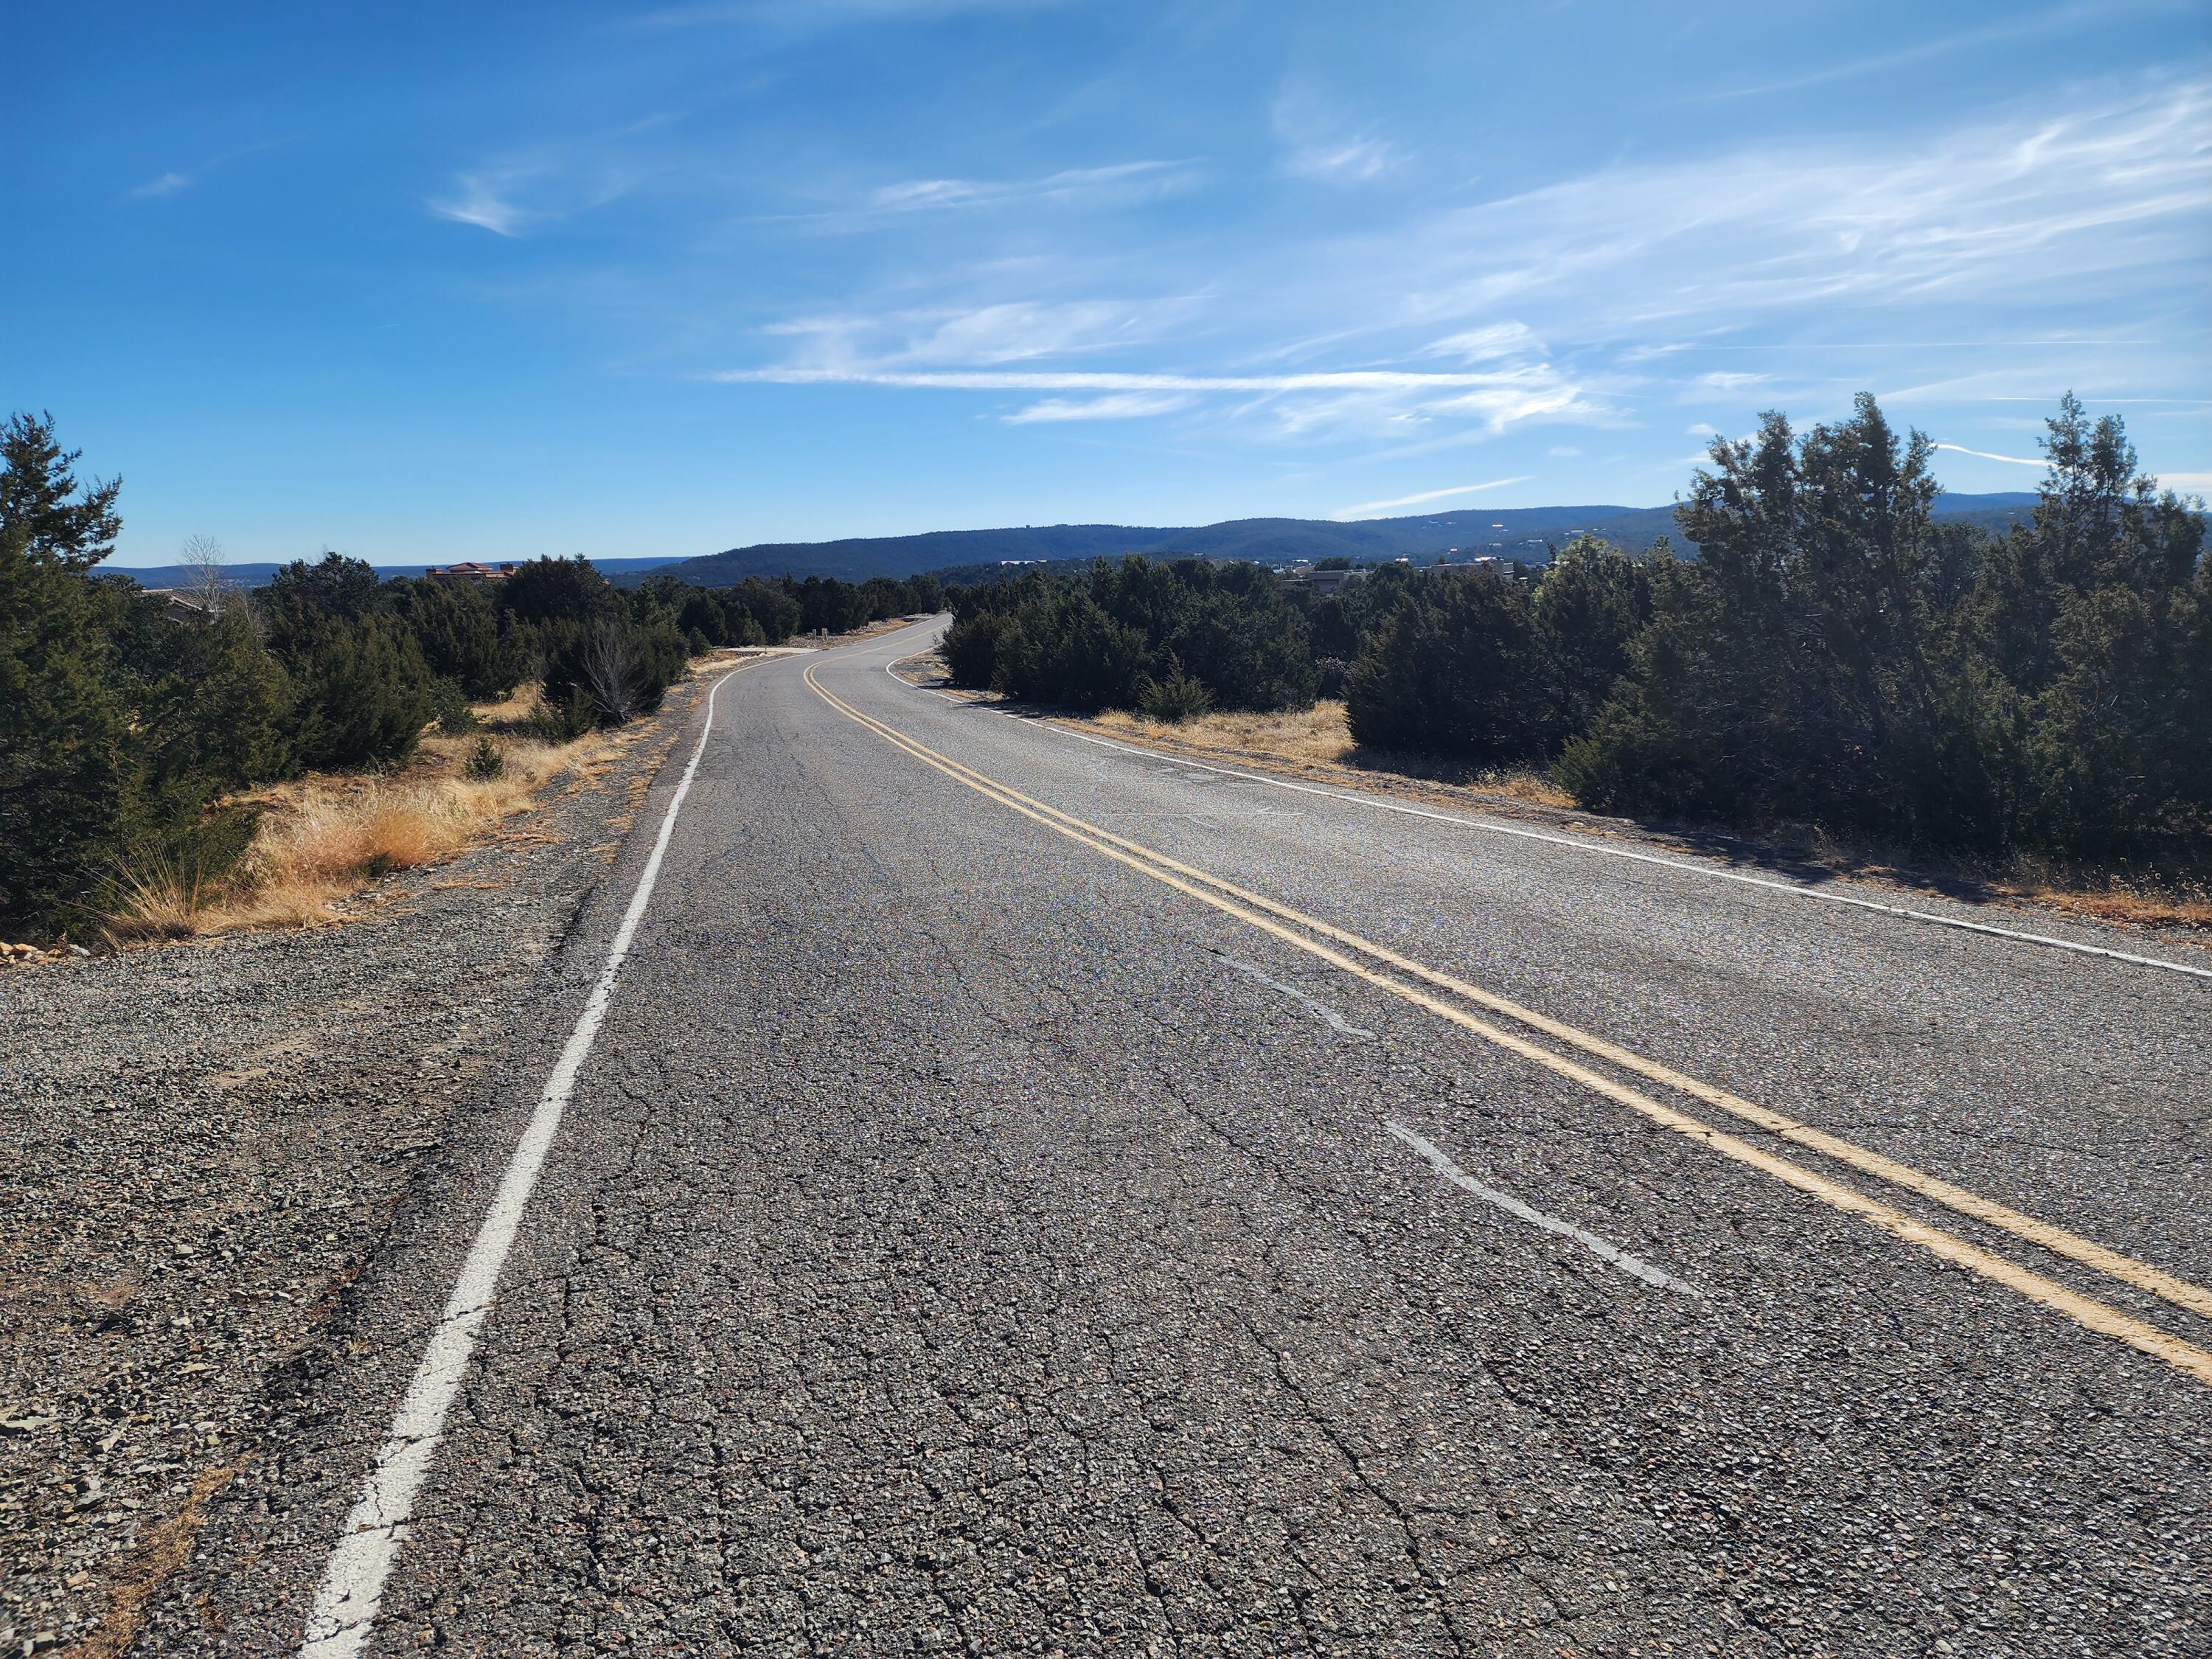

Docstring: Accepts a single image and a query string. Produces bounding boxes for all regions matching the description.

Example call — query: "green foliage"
[942,609,1009,689]
[0,523,140,926]
[1554,400,2006,842]
[0,411,122,571]
[726,577,799,644]
[6,416,896,932]
[291,615,436,771]
[0,464,296,929]
[498,555,620,627]
[945,556,1317,714]
[260,552,386,654]
[155,603,298,788]
[1163,569,1318,710]
[540,616,688,725]
[999,589,1150,709]
[464,735,505,780]
[1346,564,1548,761]
[388,576,524,699]
[799,574,872,636]
[1138,660,1214,723]
[1531,534,1651,734]
[1558,394,2207,855]
[529,689,599,742]
[429,676,479,733]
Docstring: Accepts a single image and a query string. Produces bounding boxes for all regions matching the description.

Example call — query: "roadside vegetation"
[943,394,2209,881]
[0,411,941,942]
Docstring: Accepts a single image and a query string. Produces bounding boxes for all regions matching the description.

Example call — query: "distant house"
[143,588,215,623]
[425,561,519,582]
[1276,564,1368,594]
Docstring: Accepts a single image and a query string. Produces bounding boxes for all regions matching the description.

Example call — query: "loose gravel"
[0,689,697,1658]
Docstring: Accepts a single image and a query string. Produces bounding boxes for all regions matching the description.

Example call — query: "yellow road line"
[818,669,2212,1326]
[804,664,2212,1387]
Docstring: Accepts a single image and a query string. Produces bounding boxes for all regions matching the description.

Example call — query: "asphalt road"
[146,619,2208,1657]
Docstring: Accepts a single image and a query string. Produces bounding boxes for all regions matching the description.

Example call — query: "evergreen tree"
[1532,534,1650,734]
[291,616,436,770]
[0,411,123,570]
[388,576,524,699]
[0,522,140,925]
[1346,565,1546,761]
[260,552,387,655]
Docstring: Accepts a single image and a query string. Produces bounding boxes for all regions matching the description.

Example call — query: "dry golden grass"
[1783,835,2212,933]
[468,685,542,728]
[104,692,614,943]
[1075,700,1576,810]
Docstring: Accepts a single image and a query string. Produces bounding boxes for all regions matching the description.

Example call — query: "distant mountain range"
[103,494,2047,592]
[106,554,688,590]
[627,493,2044,587]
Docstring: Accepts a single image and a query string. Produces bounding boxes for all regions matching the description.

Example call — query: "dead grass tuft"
[69,1463,237,1659]
[1074,700,1576,810]
[104,726,605,942]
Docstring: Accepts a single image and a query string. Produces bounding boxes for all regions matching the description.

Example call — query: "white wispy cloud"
[734,349,1601,442]
[1697,2,2145,102]
[1934,442,2045,467]
[428,154,645,237]
[1335,476,1534,519]
[765,297,1202,368]
[128,171,192,199]
[431,173,530,235]
[1273,86,1403,182]
[724,76,2203,462]
[1391,78,2212,334]
[725,366,1558,391]
[869,161,1196,212]
[629,0,1076,28]
[1422,321,1543,363]
[1002,392,1195,423]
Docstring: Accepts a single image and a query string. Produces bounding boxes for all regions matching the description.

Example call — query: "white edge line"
[297,668,741,1659]
[1384,1120,1700,1298]
[891,669,2207,984]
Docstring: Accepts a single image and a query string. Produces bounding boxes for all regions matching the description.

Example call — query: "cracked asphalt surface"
[133,620,2208,1655]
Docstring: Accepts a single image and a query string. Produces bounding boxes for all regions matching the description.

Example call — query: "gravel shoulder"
[0,679,704,1658]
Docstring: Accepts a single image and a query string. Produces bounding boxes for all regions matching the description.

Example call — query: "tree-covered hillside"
[639,496,2046,586]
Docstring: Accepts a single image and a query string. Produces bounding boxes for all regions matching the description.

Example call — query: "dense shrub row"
[942,394,2207,860]
[0,412,942,932]
[1550,396,2208,855]
[943,556,1316,717]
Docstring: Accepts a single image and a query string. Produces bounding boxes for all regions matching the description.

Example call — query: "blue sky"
[7,1,2208,567]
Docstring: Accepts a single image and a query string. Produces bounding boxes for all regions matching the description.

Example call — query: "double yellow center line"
[805,664,2212,1386]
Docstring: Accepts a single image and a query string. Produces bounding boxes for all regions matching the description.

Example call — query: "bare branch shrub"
[178,533,232,617]
[580,621,645,723]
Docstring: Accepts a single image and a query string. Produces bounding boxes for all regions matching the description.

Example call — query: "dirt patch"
[63,1463,235,1659]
